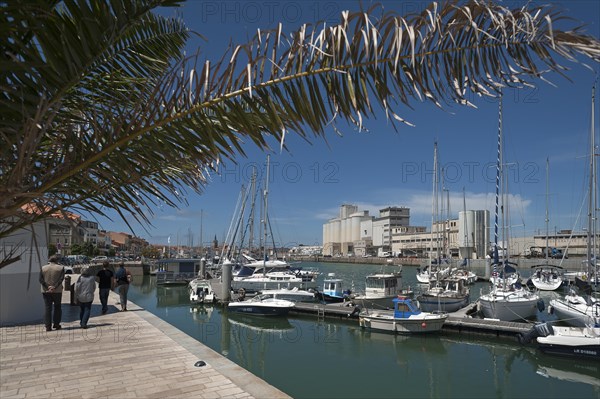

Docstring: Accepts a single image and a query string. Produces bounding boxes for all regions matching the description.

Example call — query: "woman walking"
[75,267,96,328]
[115,262,132,311]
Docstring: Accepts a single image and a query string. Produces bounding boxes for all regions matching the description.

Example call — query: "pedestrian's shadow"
[60,303,121,323]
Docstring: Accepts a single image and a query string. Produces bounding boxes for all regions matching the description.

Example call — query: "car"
[92,256,108,262]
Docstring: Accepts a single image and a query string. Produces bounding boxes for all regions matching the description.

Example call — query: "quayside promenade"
[0,285,290,399]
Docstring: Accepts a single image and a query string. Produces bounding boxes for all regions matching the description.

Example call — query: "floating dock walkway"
[213,279,533,337]
[289,301,532,337]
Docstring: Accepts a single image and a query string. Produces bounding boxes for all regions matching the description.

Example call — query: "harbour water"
[128,262,599,398]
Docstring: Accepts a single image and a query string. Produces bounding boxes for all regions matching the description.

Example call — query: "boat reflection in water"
[442,333,600,389]
[156,285,191,307]
[133,268,598,398]
[536,357,600,387]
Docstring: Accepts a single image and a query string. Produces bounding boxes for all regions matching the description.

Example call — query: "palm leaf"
[1,0,599,246]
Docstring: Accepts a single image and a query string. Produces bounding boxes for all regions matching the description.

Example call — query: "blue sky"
[94,0,600,248]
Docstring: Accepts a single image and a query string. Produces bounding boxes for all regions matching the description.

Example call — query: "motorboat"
[358,296,448,334]
[528,264,565,291]
[227,293,295,316]
[416,275,470,313]
[537,324,600,360]
[519,322,600,360]
[232,270,318,293]
[257,287,317,303]
[549,289,600,327]
[188,278,215,304]
[321,273,352,302]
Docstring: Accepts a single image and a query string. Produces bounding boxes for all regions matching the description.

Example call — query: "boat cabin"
[323,273,344,296]
[365,273,402,297]
[393,296,421,319]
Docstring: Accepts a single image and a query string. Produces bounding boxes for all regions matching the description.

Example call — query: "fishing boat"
[358,296,448,334]
[188,278,216,304]
[349,268,413,309]
[478,97,541,322]
[227,293,295,316]
[321,273,352,303]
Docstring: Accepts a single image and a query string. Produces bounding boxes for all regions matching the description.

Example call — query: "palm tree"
[2,0,599,269]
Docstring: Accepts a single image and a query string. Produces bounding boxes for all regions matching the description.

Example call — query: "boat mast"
[493,95,503,268]
[263,155,270,276]
[545,158,549,265]
[431,142,440,268]
[248,168,257,254]
[462,187,469,259]
[586,85,596,277]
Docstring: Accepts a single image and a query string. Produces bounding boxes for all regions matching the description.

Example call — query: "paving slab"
[1,280,290,399]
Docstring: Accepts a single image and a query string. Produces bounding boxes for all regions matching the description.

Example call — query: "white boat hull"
[537,326,600,360]
[549,296,600,327]
[417,293,470,313]
[258,287,317,303]
[359,311,447,334]
[227,297,295,316]
[188,279,215,304]
[479,290,540,321]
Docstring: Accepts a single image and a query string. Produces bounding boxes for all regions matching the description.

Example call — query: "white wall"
[0,221,47,325]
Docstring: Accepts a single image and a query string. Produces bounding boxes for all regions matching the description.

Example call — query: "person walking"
[74,267,96,329]
[39,254,65,331]
[96,261,114,314]
[114,262,131,311]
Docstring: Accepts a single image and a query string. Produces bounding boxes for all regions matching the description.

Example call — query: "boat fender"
[421,322,427,329]
[348,306,361,318]
[536,299,545,312]
[547,305,554,314]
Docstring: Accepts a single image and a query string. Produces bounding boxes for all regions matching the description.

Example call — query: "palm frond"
[1,0,599,242]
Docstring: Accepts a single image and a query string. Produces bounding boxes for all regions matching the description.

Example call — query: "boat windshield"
[366,277,397,289]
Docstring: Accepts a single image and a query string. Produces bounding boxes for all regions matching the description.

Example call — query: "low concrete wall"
[0,222,47,326]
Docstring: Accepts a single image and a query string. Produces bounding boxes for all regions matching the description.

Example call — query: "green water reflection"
[128,263,599,398]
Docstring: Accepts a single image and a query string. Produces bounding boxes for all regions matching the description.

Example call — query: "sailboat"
[549,85,600,327]
[416,142,470,312]
[416,142,450,284]
[478,96,542,322]
[231,155,319,293]
[450,188,478,285]
[528,158,566,291]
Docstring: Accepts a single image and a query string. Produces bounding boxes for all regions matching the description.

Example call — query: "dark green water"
[128,262,599,398]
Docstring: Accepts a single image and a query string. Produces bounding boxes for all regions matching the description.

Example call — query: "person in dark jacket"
[96,261,114,314]
[39,254,65,331]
